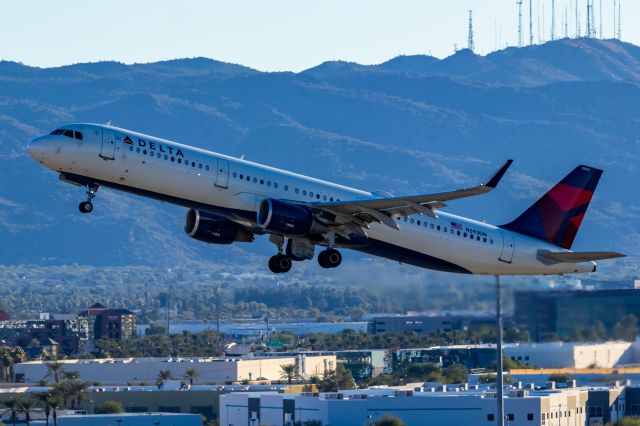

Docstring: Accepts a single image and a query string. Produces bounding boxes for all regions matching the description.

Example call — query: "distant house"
[79,303,136,340]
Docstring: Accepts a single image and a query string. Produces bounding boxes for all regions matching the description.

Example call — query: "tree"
[318,365,355,392]
[0,349,13,382]
[156,369,173,387]
[95,400,124,414]
[372,415,406,426]
[2,397,20,426]
[184,368,200,385]
[548,373,573,383]
[62,370,80,381]
[279,363,299,384]
[33,392,53,426]
[443,364,468,384]
[18,397,36,426]
[45,362,65,384]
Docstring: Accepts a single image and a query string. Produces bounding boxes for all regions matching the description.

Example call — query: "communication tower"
[468,10,475,52]
[517,0,523,47]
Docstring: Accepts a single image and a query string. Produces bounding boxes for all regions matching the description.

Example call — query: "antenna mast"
[529,0,534,45]
[617,0,622,39]
[599,0,603,38]
[468,10,475,51]
[576,0,580,37]
[551,0,556,40]
[517,0,523,47]
[586,0,592,38]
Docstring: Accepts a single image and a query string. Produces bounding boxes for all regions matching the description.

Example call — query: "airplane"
[28,123,624,275]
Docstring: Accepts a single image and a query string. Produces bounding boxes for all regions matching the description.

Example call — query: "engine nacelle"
[257,199,326,235]
[184,209,253,244]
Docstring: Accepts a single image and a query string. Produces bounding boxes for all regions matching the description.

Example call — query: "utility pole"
[517,1,524,47]
[586,0,592,38]
[599,0,603,38]
[495,276,505,426]
[468,10,475,52]
[617,0,622,40]
[576,0,580,37]
[613,0,617,39]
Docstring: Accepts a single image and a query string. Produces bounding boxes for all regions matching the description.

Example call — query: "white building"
[220,384,602,426]
[504,341,634,369]
[15,354,336,384]
[31,412,200,426]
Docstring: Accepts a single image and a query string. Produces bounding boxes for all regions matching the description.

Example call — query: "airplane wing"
[537,251,626,264]
[309,160,513,238]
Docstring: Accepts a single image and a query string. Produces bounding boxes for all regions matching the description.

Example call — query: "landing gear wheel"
[268,254,292,273]
[318,249,342,268]
[78,201,93,214]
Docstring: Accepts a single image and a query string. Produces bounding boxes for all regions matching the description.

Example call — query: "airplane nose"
[28,137,45,160]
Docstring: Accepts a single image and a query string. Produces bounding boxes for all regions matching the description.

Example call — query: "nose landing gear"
[78,184,99,214]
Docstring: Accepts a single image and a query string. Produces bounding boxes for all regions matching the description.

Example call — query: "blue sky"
[2,0,637,71]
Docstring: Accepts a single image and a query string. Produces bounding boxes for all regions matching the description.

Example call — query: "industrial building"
[220,383,626,426]
[515,289,640,341]
[368,312,494,335]
[30,412,201,426]
[14,354,336,384]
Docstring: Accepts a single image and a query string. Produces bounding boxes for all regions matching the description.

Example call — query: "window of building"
[487,414,494,421]
[507,414,514,421]
[527,413,534,421]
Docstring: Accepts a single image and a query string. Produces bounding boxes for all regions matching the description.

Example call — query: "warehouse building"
[14,354,336,384]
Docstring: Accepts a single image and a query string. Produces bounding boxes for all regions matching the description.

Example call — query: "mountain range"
[0,37,638,280]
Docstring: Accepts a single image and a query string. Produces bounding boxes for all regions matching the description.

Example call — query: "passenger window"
[483,238,487,243]
[74,131,83,140]
[323,195,327,201]
[457,231,461,236]
[63,130,74,138]
[463,233,467,237]
[430,223,434,229]
[284,185,288,191]
[403,217,408,222]
[410,218,414,224]
[143,150,147,155]
[316,194,320,199]
[177,158,182,163]
[437,225,441,231]
[239,174,243,179]
[260,179,264,185]
[330,197,333,202]
[198,164,203,169]
[295,188,299,194]
[129,146,133,152]
[274,183,278,189]
[246,176,250,181]
[192,162,196,167]
[233,172,237,178]
[477,236,480,241]
[490,239,494,244]
[267,181,271,187]
[303,190,307,196]
[157,153,161,158]
[309,192,313,197]
[205,165,210,171]
[164,154,168,160]
[443,227,447,232]
[253,178,257,183]
[171,157,175,162]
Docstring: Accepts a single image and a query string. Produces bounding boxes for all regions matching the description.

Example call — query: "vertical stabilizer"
[501,165,602,249]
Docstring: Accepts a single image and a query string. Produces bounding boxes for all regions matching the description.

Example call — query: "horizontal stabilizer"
[537,250,625,264]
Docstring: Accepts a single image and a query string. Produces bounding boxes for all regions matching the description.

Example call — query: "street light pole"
[496,275,505,426]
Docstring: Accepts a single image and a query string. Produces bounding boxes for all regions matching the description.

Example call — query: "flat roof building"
[14,354,336,385]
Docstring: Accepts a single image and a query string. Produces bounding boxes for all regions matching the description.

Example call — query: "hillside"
[0,38,637,279]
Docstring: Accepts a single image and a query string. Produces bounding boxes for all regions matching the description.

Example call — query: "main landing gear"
[78,184,99,214]
[268,254,293,274]
[267,234,342,273]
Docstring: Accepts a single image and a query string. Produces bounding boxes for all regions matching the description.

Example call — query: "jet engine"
[256,199,327,235]
[184,209,254,244]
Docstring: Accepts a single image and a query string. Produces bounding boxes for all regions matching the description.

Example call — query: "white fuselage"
[28,124,596,275]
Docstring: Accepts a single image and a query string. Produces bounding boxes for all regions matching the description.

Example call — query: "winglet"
[484,159,514,189]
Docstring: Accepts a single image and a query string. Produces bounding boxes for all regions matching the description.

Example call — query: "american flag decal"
[451,222,462,230]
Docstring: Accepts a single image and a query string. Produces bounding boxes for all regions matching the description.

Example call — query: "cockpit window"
[50,128,83,140]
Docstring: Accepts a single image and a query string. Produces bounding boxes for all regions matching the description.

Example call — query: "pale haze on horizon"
[2,0,638,71]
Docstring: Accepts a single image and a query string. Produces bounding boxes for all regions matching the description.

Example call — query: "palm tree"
[156,369,172,387]
[19,397,36,426]
[48,394,61,426]
[0,348,13,382]
[62,370,80,381]
[279,363,299,384]
[45,361,65,384]
[184,368,200,385]
[33,392,53,426]
[3,397,20,426]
